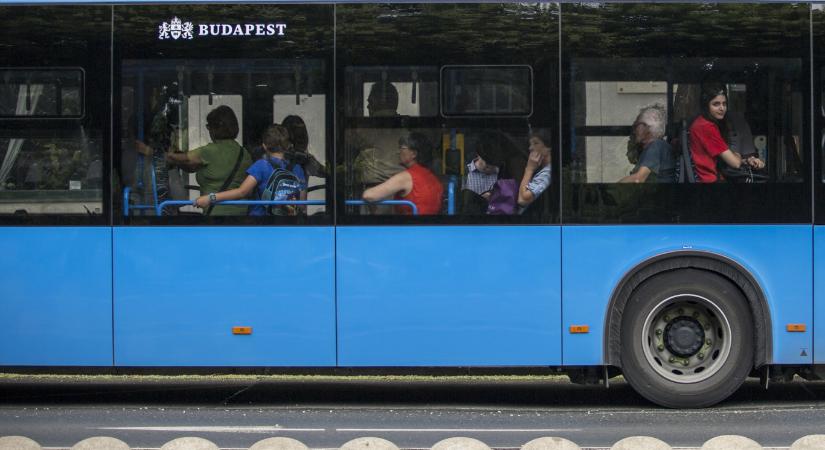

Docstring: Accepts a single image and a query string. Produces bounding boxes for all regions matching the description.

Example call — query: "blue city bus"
[0,0,823,408]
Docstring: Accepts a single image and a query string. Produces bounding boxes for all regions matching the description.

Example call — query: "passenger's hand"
[745,156,765,170]
[135,140,153,156]
[194,195,210,208]
[526,149,543,171]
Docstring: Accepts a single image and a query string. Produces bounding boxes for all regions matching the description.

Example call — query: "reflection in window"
[0,69,83,118]
[0,137,102,215]
[442,66,532,117]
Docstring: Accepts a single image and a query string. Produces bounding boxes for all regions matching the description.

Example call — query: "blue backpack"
[260,157,302,216]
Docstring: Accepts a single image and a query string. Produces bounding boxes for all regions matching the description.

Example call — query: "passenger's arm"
[619,166,652,183]
[194,175,257,208]
[718,149,743,169]
[518,168,536,207]
[166,151,203,173]
[518,150,543,207]
[363,171,412,202]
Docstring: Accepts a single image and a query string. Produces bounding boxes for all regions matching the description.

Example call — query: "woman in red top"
[362,132,443,215]
[689,85,765,183]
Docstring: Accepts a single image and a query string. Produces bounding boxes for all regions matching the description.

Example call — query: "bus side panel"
[113,226,335,366]
[814,226,825,363]
[0,227,113,366]
[337,226,561,366]
[563,225,812,366]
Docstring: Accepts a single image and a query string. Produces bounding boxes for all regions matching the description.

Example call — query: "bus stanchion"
[447,176,456,215]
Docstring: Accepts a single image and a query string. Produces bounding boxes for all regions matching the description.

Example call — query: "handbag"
[486,179,518,215]
[718,163,768,184]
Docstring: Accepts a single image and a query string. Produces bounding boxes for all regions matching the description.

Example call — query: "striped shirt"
[464,160,499,194]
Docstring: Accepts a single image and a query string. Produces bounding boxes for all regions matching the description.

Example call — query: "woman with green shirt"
[165,105,251,215]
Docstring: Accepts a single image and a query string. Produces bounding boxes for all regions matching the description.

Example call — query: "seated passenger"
[517,129,552,212]
[194,124,306,216]
[165,105,252,215]
[362,132,443,215]
[689,85,765,183]
[352,81,406,215]
[619,104,676,183]
[464,139,504,198]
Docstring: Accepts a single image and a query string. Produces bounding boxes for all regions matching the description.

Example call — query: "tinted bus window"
[115,5,333,225]
[562,3,810,224]
[0,7,110,224]
[441,66,533,117]
[0,69,83,118]
[814,4,825,224]
[337,3,558,224]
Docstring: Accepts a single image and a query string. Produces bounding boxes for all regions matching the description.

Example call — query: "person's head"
[367,81,399,117]
[261,124,291,155]
[700,84,728,123]
[474,135,505,174]
[633,104,667,145]
[205,105,239,141]
[398,132,432,167]
[529,129,552,163]
[282,115,309,152]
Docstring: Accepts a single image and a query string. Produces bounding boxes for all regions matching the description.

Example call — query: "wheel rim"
[640,294,733,384]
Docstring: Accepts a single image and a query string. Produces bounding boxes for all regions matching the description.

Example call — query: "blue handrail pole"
[150,159,159,214]
[123,186,131,217]
[447,176,456,215]
[344,199,419,216]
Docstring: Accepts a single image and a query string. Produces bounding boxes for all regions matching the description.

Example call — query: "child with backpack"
[194,124,306,216]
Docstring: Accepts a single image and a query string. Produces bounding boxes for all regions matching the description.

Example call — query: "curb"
[0,434,812,450]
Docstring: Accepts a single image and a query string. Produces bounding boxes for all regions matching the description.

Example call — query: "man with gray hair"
[619,104,676,183]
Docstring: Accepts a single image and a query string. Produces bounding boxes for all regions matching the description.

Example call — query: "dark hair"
[367,81,399,114]
[699,84,729,141]
[399,132,433,166]
[261,124,291,152]
[530,128,553,149]
[474,132,506,168]
[206,105,239,140]
[282,115,309,152]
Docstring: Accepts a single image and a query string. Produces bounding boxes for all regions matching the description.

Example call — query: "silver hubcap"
[641,294,732,384]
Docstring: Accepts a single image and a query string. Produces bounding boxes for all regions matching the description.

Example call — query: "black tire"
[620,269,753,408]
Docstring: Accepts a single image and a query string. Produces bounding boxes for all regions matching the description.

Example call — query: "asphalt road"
[1,375,824,449]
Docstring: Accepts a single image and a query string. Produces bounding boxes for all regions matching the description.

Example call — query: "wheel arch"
[603,250,772,369]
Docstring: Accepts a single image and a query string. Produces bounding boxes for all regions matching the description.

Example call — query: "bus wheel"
[620,269,753,408]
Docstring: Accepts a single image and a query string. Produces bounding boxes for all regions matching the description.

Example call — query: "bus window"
[0,69,83,118]
[0,7,109,223]
[337,3,558,224]
[441,65,532,117]
[115,5,333,225]
[563,3,809,224]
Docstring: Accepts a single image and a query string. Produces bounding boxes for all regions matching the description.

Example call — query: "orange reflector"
[570,325,590,334]
[232,326,253,335]
[787,324,806,332]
